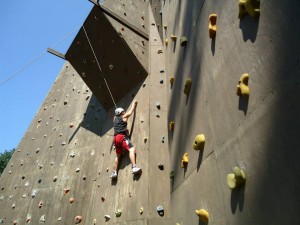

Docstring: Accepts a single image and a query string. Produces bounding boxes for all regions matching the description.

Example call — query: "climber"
[110,100,142,179]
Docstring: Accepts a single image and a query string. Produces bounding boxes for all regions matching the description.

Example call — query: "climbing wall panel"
[104,15,149,72]
[66,6,148,110]
[100,0,150,35]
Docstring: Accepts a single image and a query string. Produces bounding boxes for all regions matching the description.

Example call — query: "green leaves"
[0,148,15,176]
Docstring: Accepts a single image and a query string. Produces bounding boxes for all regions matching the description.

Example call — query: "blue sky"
[0,1,93,153]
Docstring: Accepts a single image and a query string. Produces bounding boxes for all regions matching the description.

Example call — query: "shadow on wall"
[239,14,259,42]
[68,80,145,144]
[168,0,206,188]
[249,1,300,223]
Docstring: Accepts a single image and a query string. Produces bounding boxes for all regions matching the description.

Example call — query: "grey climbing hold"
[158,163,164,170]
[156,102,161,109]
[104,215,110,221]
[115,210,122,217]
[156,205,164,216]
[109,64,114,70]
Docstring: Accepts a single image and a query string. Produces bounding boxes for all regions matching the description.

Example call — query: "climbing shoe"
[110,171,117,179]
[132,166,142,174]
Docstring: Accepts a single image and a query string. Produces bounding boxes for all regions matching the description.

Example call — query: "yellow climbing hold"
[180,36,188,46]
[193,134,205,150]
[227,166,246,189]
[184,78,192,95]
[209,14,217,38]
[181,153,188,168]
[237,73,250,97]
[165,38,169,46]
[171,35,177,41]
[195,209,209,222]
[238,0,260,19]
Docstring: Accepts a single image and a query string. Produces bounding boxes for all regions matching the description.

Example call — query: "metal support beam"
[88,0,149,40]
[47,48,65,60]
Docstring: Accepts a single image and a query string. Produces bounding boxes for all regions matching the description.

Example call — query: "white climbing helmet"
[115,107,124,116]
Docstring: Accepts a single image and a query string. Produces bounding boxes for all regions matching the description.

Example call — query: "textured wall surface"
[1,0,300,225]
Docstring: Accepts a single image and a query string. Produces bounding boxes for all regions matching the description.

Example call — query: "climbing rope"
[82,25,117,109]
[0,25,81,87]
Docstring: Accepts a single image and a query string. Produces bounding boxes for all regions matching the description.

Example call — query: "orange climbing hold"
[69,197,75,203]
[209,14,217,38]
[75,216,82,224]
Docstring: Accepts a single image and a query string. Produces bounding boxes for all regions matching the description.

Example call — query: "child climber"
[110,100,142,179]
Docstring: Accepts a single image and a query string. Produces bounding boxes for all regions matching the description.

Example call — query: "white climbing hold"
[25,182,29,187]
[36,148,40,153]
[109,64,114,70]
[58,217,62,221]
[12,203,16,209]
[61,141,66,146]
[8,170,12,174]
[70,153,75,158]
[31,190,37,198]
[104,215,110,221]
[76,168,80,173]
[22,194,27,198]
[53,176,58,182]
[50,162,55,166]
[39,215,46,223]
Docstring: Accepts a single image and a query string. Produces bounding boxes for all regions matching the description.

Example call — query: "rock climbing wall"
[1,0,300,225]
[161,0,300,224]
[0,2,171,225]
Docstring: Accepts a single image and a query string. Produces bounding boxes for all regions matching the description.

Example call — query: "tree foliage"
[0,149,15,176]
